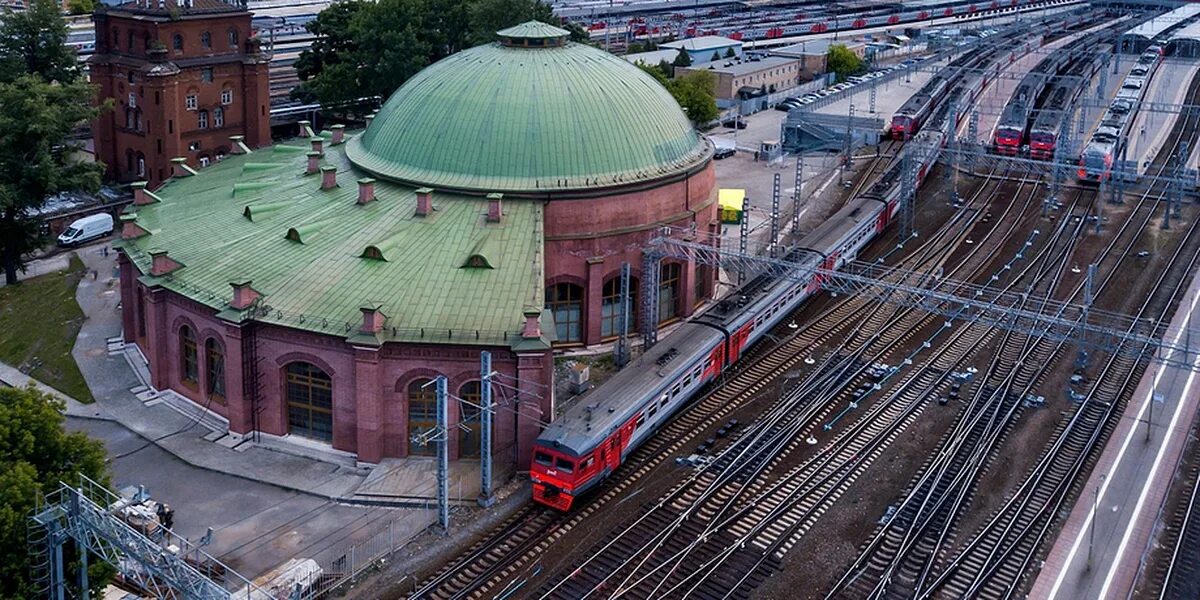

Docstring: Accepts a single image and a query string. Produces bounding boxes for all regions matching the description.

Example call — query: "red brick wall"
[92,9,269,190]
[543,162,718,345]
[118,261,551,470]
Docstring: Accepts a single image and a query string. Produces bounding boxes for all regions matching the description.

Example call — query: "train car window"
[671,385,679,397]
[648,405,658,417]
[556,458,574,473]
[636,414,646,428]
[693,366,702,378]
[535,452,553,466]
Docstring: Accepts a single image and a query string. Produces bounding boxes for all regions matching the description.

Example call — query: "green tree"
[710,50,720,62]
[672,48,692,67]
[724,47,736,58]
[294,0,585,109]
[669,71,719,124]
[66,0,95,15]
[638,64,718,125]
[0,385,111,598]
[657,59,674,78]
[826,44,864,83]
[0,0,106,286]
[0,0,80,84]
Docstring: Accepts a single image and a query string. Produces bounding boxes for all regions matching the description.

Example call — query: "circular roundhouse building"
[115,21,718,471]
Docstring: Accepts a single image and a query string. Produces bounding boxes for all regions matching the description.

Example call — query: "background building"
[115,22,717,472]
[90,0,272,190]
[660,35,744,62]
[677,55,804,101]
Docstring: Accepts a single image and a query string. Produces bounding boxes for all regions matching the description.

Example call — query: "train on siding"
[890,29,1039,140]
[1078,47,1162,182]
[529,28,1043,512]
[992,47,1073,154]
[1027,50,1104,159]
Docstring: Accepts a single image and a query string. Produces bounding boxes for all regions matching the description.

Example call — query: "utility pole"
[616,261,632,367]
[478,352,494,507]
[436,376,449,532]
[770,173,781,258]
[793,154,803,237]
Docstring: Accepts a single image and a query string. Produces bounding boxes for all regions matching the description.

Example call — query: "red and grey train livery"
[992,46,1074,154]
[890,30,1039,140]
[531,25,1047,512]
[530,193,901,511]
[1027,51,1104,159]
[1079,48,1162,182]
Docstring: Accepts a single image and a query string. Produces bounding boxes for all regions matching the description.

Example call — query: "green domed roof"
[345,23,710,194]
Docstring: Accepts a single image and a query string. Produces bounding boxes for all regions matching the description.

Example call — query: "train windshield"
[1030,132,1054,146]
[556,458,575,473]
[892,116,912,131]
[996,128,1021,144]
[535,451,553,467]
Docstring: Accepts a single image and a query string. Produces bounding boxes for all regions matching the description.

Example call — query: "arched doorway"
[546,282,584,344]
[284,362,333,442]
[407,379,437,457]
[459,382,483,458]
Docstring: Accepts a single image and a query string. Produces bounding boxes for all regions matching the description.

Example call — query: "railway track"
[530,166,1063,599]
[408,153,1020,599]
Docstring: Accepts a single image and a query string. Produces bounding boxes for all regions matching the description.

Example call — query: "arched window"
[658,263,682,324]
[227,28,239,48]
[601,276,638,339]
[125,108,134,129]
[546,282,583,343]
[285,362,333,441]
[180,326,198,384]
[213,106,224,128]
[205,339,225,399]
[134,109,142,131]
[200,31,211,48]
[408,379,437,457]
[459,382,483,458]
[172,33,183,52]
[136,154,145,178]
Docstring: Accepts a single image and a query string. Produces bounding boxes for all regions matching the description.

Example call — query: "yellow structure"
[719,188,746,224]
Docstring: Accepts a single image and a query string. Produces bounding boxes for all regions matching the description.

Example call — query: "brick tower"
[90,0,271,189]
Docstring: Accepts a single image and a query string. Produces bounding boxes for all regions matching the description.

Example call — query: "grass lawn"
[0,255,94,402]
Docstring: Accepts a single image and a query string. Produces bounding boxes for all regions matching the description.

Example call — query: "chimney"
[229,280,261,310]
[170,157,195,178]
[298,120,314,138]
[310,136,324,156]
[149,249,183,276]
[306,151,321,175]
[131,181,152,205]
[229,135,247,154]
[357,178,376,204]
[120,214,150,240]
[360,304,386,334]
[415,187,433,216]
[330,124,346,145]
[320,165,338,190]
[486,192,503,223]
[521,309,542,339]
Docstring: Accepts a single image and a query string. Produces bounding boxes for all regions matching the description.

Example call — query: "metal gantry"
[647,233,1200,371]
[29,476,268,600]
[770,172,782,258]
[615,261,633,368]
[478,352,495,508]
[411,376,450,532]
[641,250,661,347]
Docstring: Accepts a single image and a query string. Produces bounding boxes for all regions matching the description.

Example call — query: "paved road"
[1030,265,1200,599]
[66,417,417,580]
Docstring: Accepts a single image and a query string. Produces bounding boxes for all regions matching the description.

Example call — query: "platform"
[349,457,488,505]
[1029,265,1200,599]
[814,61,942,121]
[1125,58,1200,175]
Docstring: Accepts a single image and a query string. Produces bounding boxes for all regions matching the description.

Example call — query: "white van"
[57,213,114,247]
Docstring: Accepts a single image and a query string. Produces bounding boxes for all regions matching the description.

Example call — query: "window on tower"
[213,107,224,128]
[185,94,197,111]
[198,110,209,129]
[200,32,211,48]
[221,88,233,105]
[172,33,183,52]
[201,67,213,83]
[227,28,238,48]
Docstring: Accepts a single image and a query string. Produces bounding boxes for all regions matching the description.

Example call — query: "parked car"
[57,213,114,247]
[714,147,736,159]
[722,117,748,129]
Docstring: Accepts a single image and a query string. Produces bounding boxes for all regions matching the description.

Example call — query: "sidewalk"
[67,245,370,500]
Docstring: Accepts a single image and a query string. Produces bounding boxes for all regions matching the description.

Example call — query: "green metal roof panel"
[347,34,711,193]
[496,20,569,40]
[123,138,546,347]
